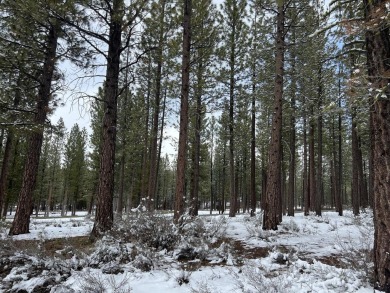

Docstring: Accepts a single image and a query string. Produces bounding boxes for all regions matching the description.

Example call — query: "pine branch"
[308,17,364,37]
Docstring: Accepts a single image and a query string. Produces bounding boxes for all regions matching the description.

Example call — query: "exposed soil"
[0,236,94,259]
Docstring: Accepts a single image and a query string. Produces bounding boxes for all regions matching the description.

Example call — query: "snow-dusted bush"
[191,280,219,293]
[335,219,374,282]
[115,213,180,251]
[243,211,273,240]
[76,269,131,293]
[204,216,227,240]
[281,218,300,232]
[87,235,132,267]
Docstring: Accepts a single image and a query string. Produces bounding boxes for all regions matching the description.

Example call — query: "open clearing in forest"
[0,210,378,292]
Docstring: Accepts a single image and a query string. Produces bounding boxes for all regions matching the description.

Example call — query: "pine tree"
[63,124,87,216]
[174,0,192,222]
[7,1,61,235]
[44,119,65,217]
[362,0,390,290]
[263,0,286,230]
[219,0,249,217]
[188,0,219,216]
[59,0,149,236]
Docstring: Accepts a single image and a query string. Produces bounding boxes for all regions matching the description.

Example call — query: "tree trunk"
[368,109,374,208]
[309,106,316,213]
[45,145,59,218]
[117,50,131,218]
[147,1,166,211]
[337,83,343,216]
[174,0,192,222]
[331,116,338,212]
[228,37,236,217]
[357,138,368,209]
[91,0,123,236]
[9,23,58,235]
[351,112,360,215]
[210,118,215,215]
[364,1,390,290]
[263,1,284,230]
[189,63,203,217]
[0,79,21,219]
[303,115,309,215]
[250,62,256,217]
[140,58,151,204]
[155,89,167,209]
[0,132,15,219]
[316,67,323,216]
[287,56,296,217]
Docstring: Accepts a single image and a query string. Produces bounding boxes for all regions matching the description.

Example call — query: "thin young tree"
[219,0,248,217]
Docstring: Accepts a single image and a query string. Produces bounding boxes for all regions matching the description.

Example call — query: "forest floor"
[0,209,379,292]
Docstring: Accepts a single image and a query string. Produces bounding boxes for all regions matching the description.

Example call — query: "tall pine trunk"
[316,66,323,216]
[0,78,21,218]
[351,112,360,215]
[189,62,203,217]
[250,54,256,217]
[228,33,237,217]
[9,23,58,235]
[309,106,316,212]
[174,0,192,222]
[363,1,390,290]
[91,0,123,236]
[287,40,296,217]
[303,114,309,215]
[337,82,343,216]
[155,89,167,209]
[263,1,284,230]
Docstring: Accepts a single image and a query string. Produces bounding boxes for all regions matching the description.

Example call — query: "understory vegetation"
[0,210,375,292]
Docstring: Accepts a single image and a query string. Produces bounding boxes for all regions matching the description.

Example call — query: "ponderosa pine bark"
[287,29,296,217]
[0,131,15,219]
[363,0,390,290]
[315,66,323,216]
[91,0,123,236]
[250,73,256,217]
[250,12,257,216]
[189,90,201,217]
[0,75,22,219]
[9,23,58,235]
[303,114,309,216]
[263,0,284,230]
[189,60,204,217]
[174,0,192,222]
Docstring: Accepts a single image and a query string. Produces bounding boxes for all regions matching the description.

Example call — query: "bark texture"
[174,0,192,222]
[91,0,122,236]
[263,1,284,230]
[9,24,58,235]
[363,0,390,290]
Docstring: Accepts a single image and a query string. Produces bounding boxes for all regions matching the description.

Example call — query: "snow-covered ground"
[0,210,378,292]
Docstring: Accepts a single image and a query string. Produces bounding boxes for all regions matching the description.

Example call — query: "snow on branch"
[308,17,364,38]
